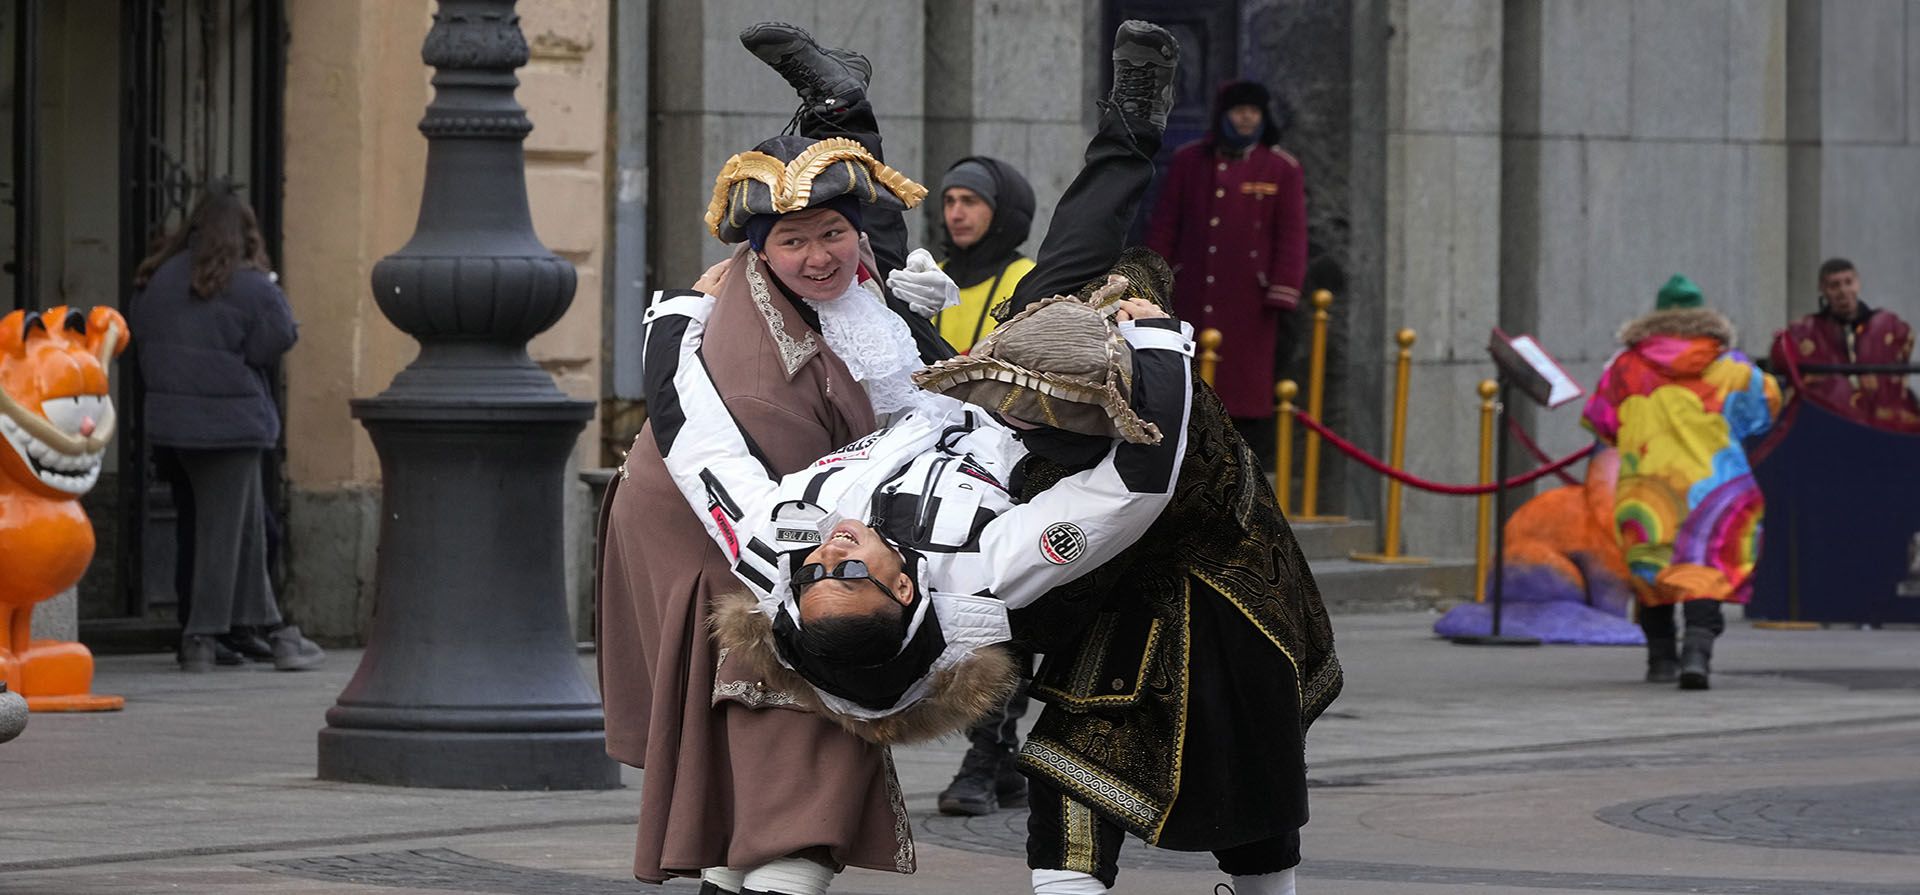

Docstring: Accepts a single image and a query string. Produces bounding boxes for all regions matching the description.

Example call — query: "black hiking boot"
[1109,20,1180,133]
[1645,636,1679,683]
[938,748,1005,816]
[739,22,872,118]
[1678,628,1714,690]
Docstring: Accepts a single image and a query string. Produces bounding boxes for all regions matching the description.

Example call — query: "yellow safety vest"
[935,256,1034,351]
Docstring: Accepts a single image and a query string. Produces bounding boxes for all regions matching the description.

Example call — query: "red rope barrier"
[1504,415,1582,486]
[1290,410,1596,495]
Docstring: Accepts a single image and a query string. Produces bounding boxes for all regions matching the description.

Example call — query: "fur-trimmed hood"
[1617,307,1736,348]
[709,590,1018,746]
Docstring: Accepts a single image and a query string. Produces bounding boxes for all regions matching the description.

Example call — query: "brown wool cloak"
[596,242,915,882]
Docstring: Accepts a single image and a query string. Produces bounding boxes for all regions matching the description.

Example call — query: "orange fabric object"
[1499,446,1635,610]
[0,306,130,711]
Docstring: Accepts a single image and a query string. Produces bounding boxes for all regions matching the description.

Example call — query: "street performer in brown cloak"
[596,18,1191,895]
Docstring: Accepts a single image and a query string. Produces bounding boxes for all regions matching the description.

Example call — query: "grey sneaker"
[269,625,326,671]
[1110,20,1180,132]
[739,22,872,115]
[179,634,218,673]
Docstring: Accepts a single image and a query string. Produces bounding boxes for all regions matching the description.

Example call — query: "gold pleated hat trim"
[706,137,928,242]
[913,293,1163,445]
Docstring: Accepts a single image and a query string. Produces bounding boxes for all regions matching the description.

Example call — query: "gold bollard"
[1472,379,1498,602]
[1352,329,1429,564]
[1198,328,1223,388]
[1297,290,1345,522]
[1274,380,1297,515]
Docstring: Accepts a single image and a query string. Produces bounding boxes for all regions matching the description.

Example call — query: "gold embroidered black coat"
[1006,256,1341,849]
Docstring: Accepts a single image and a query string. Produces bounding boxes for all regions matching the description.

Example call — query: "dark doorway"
[0,0,288,650]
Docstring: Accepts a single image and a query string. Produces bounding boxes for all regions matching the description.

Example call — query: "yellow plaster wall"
[280,0,608,491]
[522,0,609,460]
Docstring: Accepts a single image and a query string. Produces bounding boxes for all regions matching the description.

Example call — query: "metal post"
[1353,329,1427,564]
[1274,380,1296,515]
[1197,328,1222,387]
[1450,376,1539,646]
[1299,290,1343,521]
[1472,378,1497,601]
[317,0,618,789]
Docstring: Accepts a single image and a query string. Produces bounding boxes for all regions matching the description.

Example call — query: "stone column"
[1372,0,1505,557]
[921,0,1100,243]
[650,1,927,291]
[1244,0,1372,516]
[316,0,617,790]
[1786,0,1920,326]
[1502,0,1793,471]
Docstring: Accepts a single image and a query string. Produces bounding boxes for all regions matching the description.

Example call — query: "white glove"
[886,249,961,318]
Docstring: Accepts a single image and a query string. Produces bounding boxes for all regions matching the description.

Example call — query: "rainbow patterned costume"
[1582,308,1781,606]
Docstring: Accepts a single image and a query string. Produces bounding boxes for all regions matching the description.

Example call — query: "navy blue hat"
[744,194,865,251]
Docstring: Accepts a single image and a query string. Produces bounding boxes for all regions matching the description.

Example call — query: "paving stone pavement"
[4,611,1919,894]
[1595,780,1920,856]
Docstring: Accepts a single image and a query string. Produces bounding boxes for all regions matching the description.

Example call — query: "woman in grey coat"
[130,184,323,672]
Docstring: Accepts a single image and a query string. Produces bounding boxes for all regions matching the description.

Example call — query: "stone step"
[1307,556,1478,613]
[1290,519,1379,560]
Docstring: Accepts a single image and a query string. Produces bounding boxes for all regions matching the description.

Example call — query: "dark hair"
[797,602,906,667]
[133,180,272,299]
[1817,257,1856,284]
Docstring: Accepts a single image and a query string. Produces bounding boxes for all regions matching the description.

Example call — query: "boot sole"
[1678,672,1710,690]
[936,798,995,817]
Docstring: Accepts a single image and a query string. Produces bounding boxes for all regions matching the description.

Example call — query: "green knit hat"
[1656,274,1704,310]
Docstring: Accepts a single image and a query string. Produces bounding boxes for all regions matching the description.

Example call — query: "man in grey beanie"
[926,156,1038,352]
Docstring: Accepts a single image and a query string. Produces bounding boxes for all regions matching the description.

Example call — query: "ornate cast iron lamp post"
[317,0,618,789]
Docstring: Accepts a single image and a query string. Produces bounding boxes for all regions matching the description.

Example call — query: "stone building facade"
[276,0,610,640]
[1258,0,1920,559]
[23,1,1919,645]
[276,0,1107,641]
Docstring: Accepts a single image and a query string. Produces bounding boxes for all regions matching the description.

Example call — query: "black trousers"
[1008,103,1162,314]
[1638,600,1726,641]
[961,651,1032,757]
[1026,777,1301,887]
[175,448,283,636]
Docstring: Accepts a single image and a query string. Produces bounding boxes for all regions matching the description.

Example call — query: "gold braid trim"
[704,137,928,240]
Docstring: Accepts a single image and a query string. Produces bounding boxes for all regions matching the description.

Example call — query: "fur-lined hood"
[709,590,1018,746]
[1617,307,1736,348]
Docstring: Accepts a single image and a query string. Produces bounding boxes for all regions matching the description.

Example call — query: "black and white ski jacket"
[640,290,1194,719]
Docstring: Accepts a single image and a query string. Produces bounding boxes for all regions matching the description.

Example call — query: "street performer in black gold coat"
[985,249,1341,895]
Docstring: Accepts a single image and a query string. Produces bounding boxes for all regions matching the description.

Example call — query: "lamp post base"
[318,727,619,790]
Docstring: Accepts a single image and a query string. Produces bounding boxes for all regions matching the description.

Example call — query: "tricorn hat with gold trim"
[706,135,928,243]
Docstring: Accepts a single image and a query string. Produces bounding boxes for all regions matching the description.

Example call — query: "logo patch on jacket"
[816,430,887,466]
[776,527,822,544]
[1040,522,1087,565]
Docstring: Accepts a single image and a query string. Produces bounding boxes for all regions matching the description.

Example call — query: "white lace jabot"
[806,280,928,420]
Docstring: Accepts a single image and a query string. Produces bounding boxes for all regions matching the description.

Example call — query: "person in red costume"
[1146,79,1307,466]
[1770,257,1920,432]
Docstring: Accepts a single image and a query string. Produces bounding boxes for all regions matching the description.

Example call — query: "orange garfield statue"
[0,305,129,712]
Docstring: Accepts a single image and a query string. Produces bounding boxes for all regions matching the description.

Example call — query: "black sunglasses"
[793,560,893,599]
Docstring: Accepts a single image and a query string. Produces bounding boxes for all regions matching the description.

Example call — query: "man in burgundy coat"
[1769,257,1920,432]
[1147,79,1308,465]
